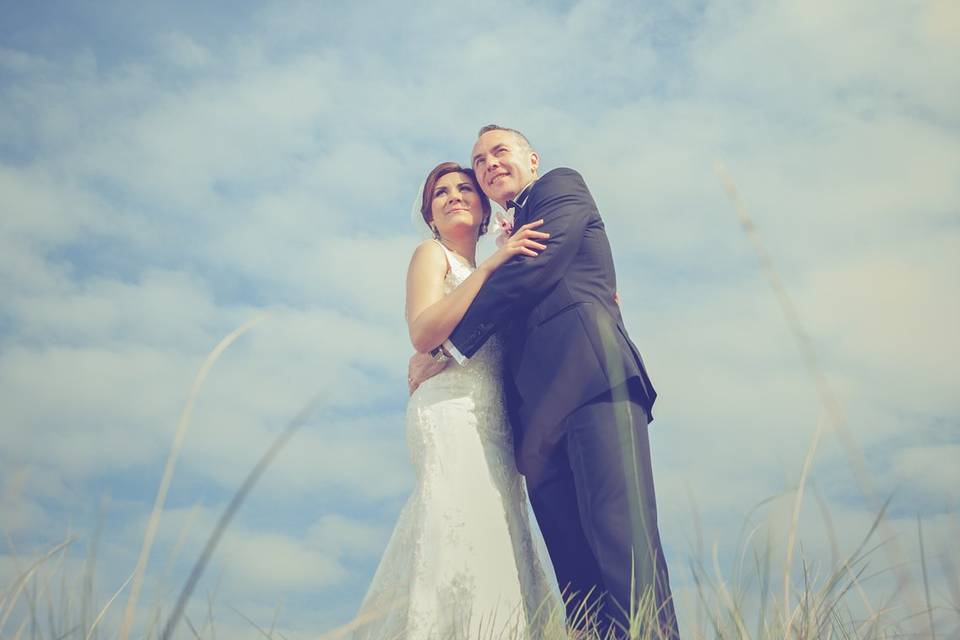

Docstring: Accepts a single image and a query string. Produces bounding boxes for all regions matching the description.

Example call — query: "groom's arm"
[446,168,595,359]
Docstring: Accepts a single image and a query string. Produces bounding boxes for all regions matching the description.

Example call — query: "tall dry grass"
[4,502,954,640]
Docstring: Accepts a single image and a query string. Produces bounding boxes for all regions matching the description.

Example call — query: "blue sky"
[2,1,958,637]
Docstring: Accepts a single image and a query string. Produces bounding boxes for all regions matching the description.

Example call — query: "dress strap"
[431,239,474,279]
[431,238,450,259]
[431,238,455,272]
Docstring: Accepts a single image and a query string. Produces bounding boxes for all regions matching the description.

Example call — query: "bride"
[345,162,566,639]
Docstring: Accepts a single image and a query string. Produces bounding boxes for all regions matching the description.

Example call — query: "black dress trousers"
[527,379,679,639]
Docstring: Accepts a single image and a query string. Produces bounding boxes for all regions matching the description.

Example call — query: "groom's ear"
[529,151,540,175]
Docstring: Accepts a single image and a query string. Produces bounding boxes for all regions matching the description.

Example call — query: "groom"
[410,125,679,638]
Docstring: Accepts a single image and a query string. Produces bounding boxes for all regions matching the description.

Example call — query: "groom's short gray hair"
[477,124,534,152]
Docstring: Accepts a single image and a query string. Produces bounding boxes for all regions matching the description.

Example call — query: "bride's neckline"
[437,239,476,270]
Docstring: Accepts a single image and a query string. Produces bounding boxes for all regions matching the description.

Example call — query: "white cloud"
[893,445,960,503]
[218,530,347,591]
[157,33,213,70]
[306,513,391,558]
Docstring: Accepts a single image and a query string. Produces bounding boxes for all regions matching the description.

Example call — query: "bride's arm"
[405,241,495,353]
[405,225,547,352]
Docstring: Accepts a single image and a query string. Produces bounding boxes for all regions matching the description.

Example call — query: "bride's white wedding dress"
[348,241,566,640]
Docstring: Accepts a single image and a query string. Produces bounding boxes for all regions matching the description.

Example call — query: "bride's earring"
[431,225,441,240]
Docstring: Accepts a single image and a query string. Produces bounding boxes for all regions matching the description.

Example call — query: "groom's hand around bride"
[408,351,447,395]
[408,220,548,395]
[480,219,549,273]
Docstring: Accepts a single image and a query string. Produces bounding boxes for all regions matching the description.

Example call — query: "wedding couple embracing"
[346,125,679,640]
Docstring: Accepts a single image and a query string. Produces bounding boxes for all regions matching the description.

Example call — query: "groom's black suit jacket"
[448,167,657,473]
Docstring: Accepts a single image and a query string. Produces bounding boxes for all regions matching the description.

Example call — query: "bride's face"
[430,172,483,239]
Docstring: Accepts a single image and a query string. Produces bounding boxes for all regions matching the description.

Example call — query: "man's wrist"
[429,344,451,363]
[440,339,467,365]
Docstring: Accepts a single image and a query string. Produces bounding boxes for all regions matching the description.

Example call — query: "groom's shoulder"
[533,167,589,196]
[540,167,583,183]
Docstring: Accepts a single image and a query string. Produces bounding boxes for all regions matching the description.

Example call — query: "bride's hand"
[481,219,549,273]
[408,351,447,395]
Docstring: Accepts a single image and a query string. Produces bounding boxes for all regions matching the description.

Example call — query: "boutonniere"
[494,210,514,247]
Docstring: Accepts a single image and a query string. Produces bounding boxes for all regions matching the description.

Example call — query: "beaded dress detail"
[349,241,565,639]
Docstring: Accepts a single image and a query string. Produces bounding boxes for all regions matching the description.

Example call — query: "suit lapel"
[512,203,528,228]
[511,181,535,228]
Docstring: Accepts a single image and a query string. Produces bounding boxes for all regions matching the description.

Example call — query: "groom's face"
[471,130,539,207]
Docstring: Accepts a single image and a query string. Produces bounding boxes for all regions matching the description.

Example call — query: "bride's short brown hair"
[420,162,492,235]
